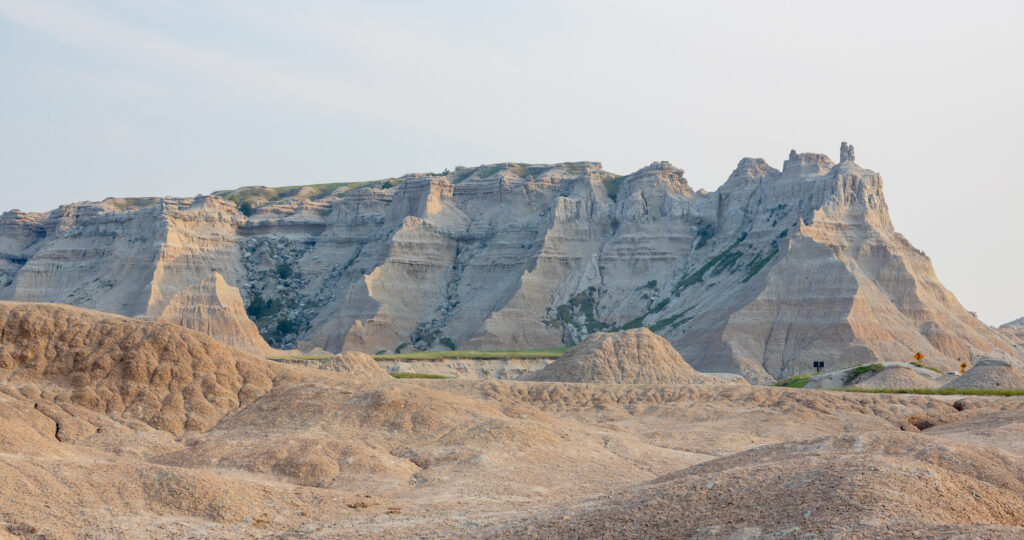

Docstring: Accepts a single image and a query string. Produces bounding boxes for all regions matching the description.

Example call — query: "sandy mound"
[492,432,1024,538]
[522,328,715,384]
[944,357,1024,390]
[0,301,294,435]
[318,351,391,379]
[851,365,944,389]
[157,272,275,355]
[4,301,1024,538]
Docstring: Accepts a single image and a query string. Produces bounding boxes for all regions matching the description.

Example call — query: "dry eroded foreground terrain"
[1,302,1023,538]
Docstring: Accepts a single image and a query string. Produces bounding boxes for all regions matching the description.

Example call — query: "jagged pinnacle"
[840,141,855,163]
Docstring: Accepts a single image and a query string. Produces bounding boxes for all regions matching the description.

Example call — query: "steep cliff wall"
[2,145,1014,381]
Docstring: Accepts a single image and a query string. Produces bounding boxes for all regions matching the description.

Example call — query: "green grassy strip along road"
[833,387,1024,397]
[390,373,451,379]
[269,346,570,363]
[374,347,569,360]
[775,374,815,388]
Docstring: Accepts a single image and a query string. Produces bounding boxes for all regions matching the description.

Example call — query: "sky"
[1,0,1022,325]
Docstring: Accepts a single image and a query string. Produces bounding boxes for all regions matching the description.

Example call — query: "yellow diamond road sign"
[914,352,923,361]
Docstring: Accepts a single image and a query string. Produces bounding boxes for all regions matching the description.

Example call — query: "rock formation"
[840,141,855,162]
[944,357,1024,390]
[999,317,1024,355]
[522,328,715,384]
[0,301,282,435]
[156,272,275,355]
[1,144,1017,382]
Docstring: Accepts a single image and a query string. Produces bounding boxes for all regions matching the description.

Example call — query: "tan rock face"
[1,148,1017,381]
[523,328,715,384]
[156,272,274,355]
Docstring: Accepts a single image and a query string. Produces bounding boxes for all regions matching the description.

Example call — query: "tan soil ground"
[1,302,1023,538]
[522,328,717,384]
[287,351,392,379]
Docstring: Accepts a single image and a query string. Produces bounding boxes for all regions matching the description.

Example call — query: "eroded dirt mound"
[851,365,944,389]
[318,351,391,379]
[522,328,715,384]
[0,301,294,435]
[156,272,275,355]
[491,432,1024,538]
[944,357,1024,390]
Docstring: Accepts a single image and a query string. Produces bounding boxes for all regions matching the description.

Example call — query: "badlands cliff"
[0,143,1016,382]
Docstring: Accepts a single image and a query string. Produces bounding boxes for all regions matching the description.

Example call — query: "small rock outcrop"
[944,357,1024,390]
[522,328,715,384]
[157,272,275,355]
[317,351,391,379]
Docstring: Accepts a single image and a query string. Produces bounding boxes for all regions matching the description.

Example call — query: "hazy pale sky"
[1,1,1022,325]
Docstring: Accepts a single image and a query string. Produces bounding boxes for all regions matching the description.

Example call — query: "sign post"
[914,352,923,362]
[960,362,968,374]
[813,361,824,374]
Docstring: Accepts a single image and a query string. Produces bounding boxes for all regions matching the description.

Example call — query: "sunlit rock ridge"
[0,143,1016,382]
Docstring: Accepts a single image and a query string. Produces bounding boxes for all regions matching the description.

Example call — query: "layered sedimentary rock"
[1,144,1016,381]
[156,272,275,355]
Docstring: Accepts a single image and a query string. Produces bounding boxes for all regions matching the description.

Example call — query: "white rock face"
[1,146,1017,382]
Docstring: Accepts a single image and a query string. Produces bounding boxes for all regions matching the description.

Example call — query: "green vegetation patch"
[390,373,451,379]
[601,175,628,201]
[107,197,160,210]
[695,224,715,250]
[910,362,945,374]
[844,363,885,384]
[775,374,815,388]
[619,315,646,331]
[551,287,610,333]
[475,164,506,178]
[673,233,748,294]
[375,347,569,360]
[743,244,779,283]
[649,306,694,332]
[835,388,1024,397]
[214,181,369,211]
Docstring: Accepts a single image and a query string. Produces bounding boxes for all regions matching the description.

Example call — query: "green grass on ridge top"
[774,374,815,388]
[833,387,1024,397]
[268,347,570,363]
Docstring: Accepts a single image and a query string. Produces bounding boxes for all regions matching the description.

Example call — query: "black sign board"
[812,361,824,373]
